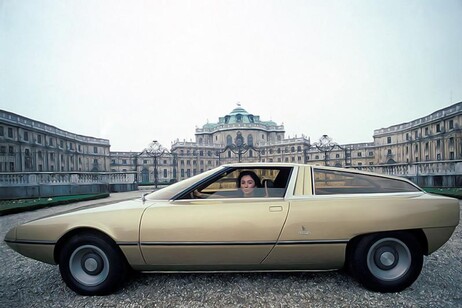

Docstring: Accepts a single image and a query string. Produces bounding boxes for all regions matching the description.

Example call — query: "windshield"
[144,166,224,200]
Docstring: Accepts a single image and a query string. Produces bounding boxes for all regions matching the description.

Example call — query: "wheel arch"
[345,229,429,267]
[54,227,123,264]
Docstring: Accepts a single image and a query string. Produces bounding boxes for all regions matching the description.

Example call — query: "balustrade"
[0,171,137,186]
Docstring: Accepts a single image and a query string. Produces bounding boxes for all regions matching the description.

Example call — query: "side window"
[191,167,292,199]
[313,169,421,195]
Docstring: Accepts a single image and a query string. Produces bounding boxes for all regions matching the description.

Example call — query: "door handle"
[269,206,283,212]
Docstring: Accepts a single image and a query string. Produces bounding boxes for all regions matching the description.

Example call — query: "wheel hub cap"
[374,246,399,270]
[81,252,104,275]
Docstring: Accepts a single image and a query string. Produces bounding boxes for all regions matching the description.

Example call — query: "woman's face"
[240,175,256,197]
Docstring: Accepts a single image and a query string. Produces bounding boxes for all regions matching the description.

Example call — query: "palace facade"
[0,110,111,173]
[2,102,461,188]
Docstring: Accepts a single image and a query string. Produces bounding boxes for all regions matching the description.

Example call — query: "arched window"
[249,150,253,157]
[247,134,254,146]
[199,138,203,145]
[226,135,232,145]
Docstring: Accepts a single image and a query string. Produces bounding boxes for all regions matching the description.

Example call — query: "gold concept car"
[5,163,460,295]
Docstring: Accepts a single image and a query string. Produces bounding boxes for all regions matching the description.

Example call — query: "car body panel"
[139,198,289,266]
[5,199,149,264]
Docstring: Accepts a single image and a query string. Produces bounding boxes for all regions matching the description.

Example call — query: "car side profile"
[5,163,460,295]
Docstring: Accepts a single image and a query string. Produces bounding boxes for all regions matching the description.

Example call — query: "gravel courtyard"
[1,194,461,308]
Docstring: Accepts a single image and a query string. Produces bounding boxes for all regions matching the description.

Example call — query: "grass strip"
[423,188,462,199]
[0,193,109,216]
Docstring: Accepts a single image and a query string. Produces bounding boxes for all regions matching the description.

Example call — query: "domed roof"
[197,105,284,133]
[228,106,250,115]
[220,106,255,124]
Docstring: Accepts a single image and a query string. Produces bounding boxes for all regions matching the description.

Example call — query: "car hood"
[5,198,166,243]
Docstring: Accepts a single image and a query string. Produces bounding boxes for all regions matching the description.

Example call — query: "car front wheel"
[349,232,423,293]
[58,233,128,295]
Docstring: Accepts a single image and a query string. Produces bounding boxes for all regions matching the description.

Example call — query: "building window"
[122,159,127,164]
[406,133,409,141]
[449,138,454,146]
[0,126,3,136]
[357,152,362,157]
[8,127,13,138]
[163,169,167,178]
[437,153,441,161]
[450,152,455,160]
[425,127,429,135]
[436,140,441,148]
[315,155,319,159]
[249,150,253,157]
[8,146,14,155]
[387,137,391,144]
[247,135,253,146]
[449,120,454,130]
[24,131,29,141]
[93,146,98,154]
[336,154,340,158]
[143,160,148,164]
[0,146,5,155]
[60,140,64,148]
[111,159,116,164]
[436,124,441,132]
[226,135,232,145]
[369,151,374,156]
[49,138,54,146]
[37,135,42,144]
[387,149,392,155]
[50,153,55,161]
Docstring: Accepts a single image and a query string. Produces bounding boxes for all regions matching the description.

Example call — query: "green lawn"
[423,188,462,199]
[0,193,109,216]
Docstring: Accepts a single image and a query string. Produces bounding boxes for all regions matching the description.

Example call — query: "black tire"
[349,232,423,293]
[58,232,128,295]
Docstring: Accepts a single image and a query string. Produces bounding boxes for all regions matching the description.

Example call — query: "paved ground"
[0,194,461,307]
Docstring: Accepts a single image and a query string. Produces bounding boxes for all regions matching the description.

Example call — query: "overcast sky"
[1,0,461,151]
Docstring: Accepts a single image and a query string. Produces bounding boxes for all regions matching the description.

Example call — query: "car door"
[139,197,289,268]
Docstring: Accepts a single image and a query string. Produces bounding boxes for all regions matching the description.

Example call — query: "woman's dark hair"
[237,171,262,188]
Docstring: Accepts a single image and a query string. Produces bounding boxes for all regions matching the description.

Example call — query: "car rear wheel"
[349,232,423,292]
[58,233,128,295]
